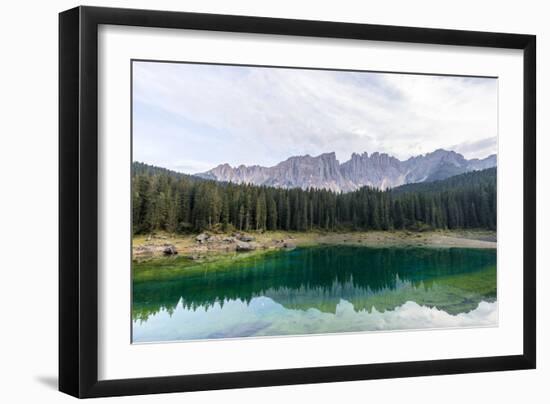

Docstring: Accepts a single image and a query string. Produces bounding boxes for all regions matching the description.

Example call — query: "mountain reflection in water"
[132,245,497,342]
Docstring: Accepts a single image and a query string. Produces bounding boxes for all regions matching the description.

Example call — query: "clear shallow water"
[132,245,497,343]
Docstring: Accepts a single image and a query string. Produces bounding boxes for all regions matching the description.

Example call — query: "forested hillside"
[132,162,496,234]
[391,167,496,194]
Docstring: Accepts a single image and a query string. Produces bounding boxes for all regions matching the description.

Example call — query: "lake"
[132,245,497,343]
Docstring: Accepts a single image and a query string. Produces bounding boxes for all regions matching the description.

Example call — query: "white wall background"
[0,0,546,402]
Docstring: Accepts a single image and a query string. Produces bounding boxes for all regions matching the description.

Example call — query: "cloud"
[133,297,497,342]
[132,62,497,173]
[451,136,497,159]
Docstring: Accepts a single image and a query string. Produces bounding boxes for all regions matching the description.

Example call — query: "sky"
[132,61,498,174]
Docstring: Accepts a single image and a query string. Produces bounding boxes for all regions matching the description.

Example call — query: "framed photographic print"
[59,6,536,398]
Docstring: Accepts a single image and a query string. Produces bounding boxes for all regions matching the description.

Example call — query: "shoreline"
[132,229,497,264]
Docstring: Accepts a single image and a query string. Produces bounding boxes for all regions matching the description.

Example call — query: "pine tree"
[131,162,496,234]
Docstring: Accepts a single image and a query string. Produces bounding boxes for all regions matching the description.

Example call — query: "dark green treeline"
[132,162,496,234]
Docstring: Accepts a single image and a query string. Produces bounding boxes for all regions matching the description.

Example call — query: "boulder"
[163,245,178,255]
[207,235,222,243]
[283,242,296,250]
[196,233,209,243]
[238,234,255,242]
[236,241,258,251]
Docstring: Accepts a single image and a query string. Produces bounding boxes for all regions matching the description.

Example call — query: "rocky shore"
[132,230,496,262]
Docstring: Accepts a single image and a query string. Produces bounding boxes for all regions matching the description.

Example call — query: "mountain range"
[197,149,496,192]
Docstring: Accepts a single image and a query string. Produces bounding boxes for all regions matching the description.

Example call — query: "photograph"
[130,60,498,343]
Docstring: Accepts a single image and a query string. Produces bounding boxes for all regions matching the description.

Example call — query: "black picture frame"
[59,5,536,398]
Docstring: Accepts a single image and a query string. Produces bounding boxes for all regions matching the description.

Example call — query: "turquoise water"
[132,246,497,342]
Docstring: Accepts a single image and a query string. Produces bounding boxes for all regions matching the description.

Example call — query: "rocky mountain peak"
[196,149,496,192]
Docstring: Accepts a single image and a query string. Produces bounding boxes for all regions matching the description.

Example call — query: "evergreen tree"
[131,162,496,234]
